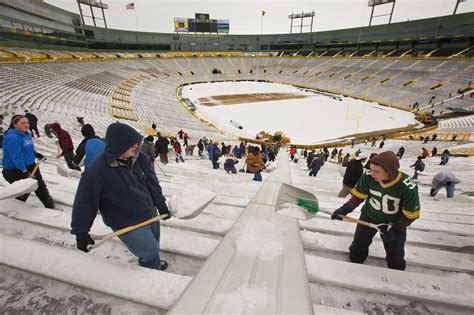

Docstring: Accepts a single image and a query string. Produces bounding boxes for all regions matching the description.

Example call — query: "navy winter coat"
[343,159,364,188]
[71,123,167,235]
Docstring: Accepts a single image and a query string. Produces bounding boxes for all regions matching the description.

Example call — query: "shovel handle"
[114,214,168,237]
[87,214,168,251]
[31,158,45,176]
[338,214,379,230]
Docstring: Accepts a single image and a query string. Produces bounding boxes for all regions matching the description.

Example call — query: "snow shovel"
[154,160,171,178]
[275,183,389,231]
[168,185,217,219]
[0,158,45,200]
[87,186,216,250]
[87,214,169,251]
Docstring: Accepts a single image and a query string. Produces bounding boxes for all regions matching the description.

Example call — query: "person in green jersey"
[331,151,420,270]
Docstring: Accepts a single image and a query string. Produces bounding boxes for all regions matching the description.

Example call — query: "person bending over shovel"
[331,151,420,271]
[71,122,171,271]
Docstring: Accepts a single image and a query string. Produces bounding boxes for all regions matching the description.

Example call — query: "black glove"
[35,152,45,160]
[76,233,95,252]
[331,204,352,221]
[159,205,172,220]
[25,172,36,179]
[380,224,405,242]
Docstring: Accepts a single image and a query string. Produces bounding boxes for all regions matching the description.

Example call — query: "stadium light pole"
[288,11,315,34]
[453,0,466,15]
[77,0,109,28]
[368,0,396,26]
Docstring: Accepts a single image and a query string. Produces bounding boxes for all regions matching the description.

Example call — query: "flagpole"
[134,9,139,31]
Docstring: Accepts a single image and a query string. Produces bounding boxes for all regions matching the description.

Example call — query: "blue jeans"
[117,220,161,270]
[253,171,262,181]
[446,182,455,198]
[412,170,419,180]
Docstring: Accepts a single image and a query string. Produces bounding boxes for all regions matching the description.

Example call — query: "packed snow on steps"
[0,200,220,260]
[0,177,38,200]
[306,255,474,312]
[0,235,191,310]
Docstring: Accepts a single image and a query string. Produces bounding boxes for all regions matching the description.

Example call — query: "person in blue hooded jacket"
[2,115,55,208]
[73,124,105,169]
[71,122,171,271]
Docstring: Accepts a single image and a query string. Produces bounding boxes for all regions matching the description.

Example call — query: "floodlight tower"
[288,11,315,34]
[368,0,396,26]
[77,0,109,28]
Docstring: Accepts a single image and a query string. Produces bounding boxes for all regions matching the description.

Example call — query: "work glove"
[159,204,172,220]
[76,233,95,252]
[331,204,352,221]
[379,224,405,242]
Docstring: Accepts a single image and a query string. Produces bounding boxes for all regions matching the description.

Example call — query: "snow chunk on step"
[213,282,276,314]
[57,162,81,178]
[233,219,284,260]
[169,185,216,219]
[276,202,307,220]
[0,178,38,200]
[265,162,278,173]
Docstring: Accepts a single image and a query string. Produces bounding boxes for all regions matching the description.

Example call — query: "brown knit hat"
[369,151,400,180]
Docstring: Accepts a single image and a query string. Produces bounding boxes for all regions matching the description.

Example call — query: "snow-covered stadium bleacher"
[1,52,473,313]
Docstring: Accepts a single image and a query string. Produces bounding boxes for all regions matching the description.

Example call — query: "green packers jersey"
[351,171,420,224]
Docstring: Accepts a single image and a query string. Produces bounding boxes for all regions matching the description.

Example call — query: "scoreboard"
[174,13,229,34]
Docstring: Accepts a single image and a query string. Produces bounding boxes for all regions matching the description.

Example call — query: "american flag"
[126,2,135,10]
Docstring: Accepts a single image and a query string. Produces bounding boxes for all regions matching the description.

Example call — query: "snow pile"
[0,178,38,200]
[264,162,278,173]
[213,282,276,314]
[57,162,82,178]
[168,185,216,219]
[233,219,284,260]
[276,202,308,220]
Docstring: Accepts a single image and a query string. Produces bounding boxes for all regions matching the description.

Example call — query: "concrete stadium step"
[0,235,191,310]
[305,255,474,311]
[299,218,473,250]
[301,230,474,273]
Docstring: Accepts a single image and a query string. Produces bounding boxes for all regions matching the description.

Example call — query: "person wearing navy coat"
[71,122,171,270]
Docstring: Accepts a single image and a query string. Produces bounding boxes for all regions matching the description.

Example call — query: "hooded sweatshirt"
[71,123,167,235]
[2,128,36,171]
[50,123,74,154]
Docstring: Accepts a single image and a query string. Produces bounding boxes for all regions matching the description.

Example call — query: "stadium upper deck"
[0,0,473,55]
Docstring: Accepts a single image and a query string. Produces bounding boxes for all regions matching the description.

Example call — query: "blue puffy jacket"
[2,129,36,172]
[71,123,167,234]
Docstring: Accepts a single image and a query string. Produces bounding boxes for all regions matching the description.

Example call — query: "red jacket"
[172,141,182,154]
[50,123,74,153]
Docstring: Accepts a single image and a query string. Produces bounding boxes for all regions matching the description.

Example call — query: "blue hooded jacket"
[74,136,106,169]
[2,129,36,172]
[71,123,167,235]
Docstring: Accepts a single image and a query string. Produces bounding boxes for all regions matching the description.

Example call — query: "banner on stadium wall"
[217,20,230,33]
[174,18,189,32]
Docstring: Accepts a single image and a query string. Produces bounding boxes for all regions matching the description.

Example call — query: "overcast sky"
[46,0,473,34]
